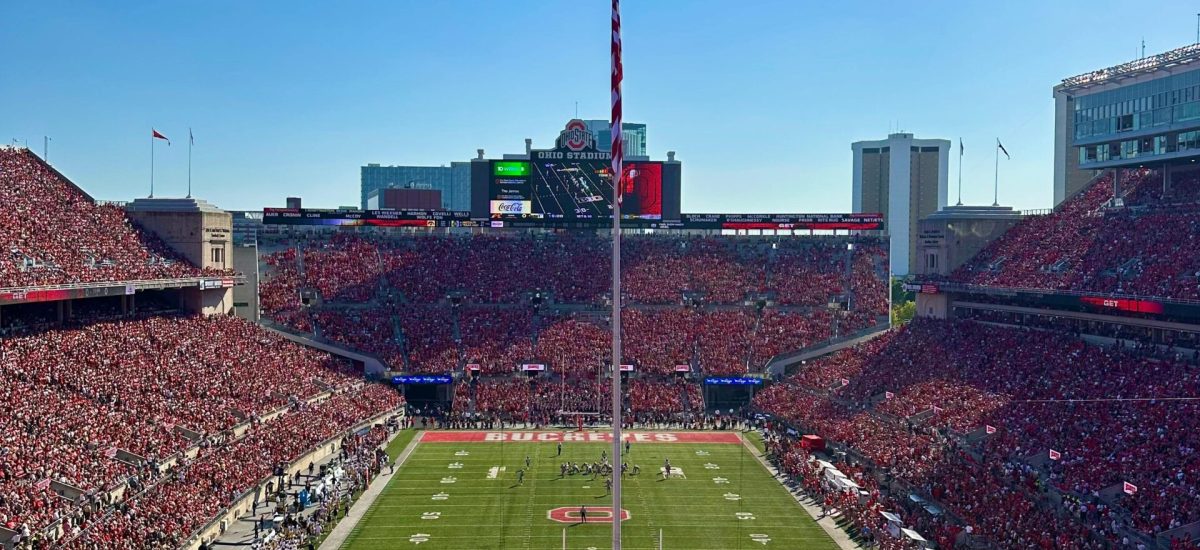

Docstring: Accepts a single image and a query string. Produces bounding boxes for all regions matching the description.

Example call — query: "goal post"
[558,411,604,431]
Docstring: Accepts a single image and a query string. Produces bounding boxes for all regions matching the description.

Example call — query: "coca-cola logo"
[490,200,531,215]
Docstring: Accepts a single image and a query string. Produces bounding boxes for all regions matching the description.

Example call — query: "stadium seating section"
[0,149,212,288]
[259,233,889,377]
[754,318,1200,546]
[951,169,1200,301]
[0,315,402,547]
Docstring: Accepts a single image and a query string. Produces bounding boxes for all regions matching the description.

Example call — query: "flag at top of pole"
[150,128,170,198]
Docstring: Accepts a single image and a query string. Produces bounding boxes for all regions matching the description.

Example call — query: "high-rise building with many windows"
[852,133,950,276]
[584,120,647,158]
[360,162,471,211]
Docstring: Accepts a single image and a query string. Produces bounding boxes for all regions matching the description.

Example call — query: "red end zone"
[420,431,742,444]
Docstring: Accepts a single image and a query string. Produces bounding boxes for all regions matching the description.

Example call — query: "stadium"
[4,4,1200,550]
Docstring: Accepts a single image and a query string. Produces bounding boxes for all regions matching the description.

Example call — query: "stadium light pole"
[610,0,624,547]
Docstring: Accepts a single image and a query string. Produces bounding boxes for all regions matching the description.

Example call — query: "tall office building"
[584,120,647,157]
[1054,44,1200,206]
[360,162,471,211]
[851,133,950,276]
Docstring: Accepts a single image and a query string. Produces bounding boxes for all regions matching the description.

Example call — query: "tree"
[891,300,916,326]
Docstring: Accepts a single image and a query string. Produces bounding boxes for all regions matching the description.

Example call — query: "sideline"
[319,431,424,549]
[740,432,864,550]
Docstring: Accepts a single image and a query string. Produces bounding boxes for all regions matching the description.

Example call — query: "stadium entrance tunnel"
[547,506,631,523]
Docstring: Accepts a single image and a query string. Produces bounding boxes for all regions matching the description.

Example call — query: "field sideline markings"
[739,432,863,550]
[319,430,424,550]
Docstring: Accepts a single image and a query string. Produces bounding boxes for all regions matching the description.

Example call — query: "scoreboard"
[263,208,884,231]
[672,213,885,231]
[262,208,481,228]
[489,156,665,221]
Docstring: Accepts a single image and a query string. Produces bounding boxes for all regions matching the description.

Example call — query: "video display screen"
[489,159,662,220]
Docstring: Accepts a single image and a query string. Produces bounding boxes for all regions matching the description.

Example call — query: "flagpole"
[150,132,155,198]
[956,139,963,206]
[610,0,624,547]
[187,128,193,198]
[993,139,999,207]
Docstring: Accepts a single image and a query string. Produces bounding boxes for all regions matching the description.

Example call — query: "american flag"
[611,0,623,207]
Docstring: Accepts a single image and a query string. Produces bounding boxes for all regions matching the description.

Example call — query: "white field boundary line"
[319,430,424,550]
[739,432,865,550]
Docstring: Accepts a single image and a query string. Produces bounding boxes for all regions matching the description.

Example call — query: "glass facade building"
[584,120,647,157]
[1074,70,1200,166]
[360,162,471,211]
[1054,44,1200,204]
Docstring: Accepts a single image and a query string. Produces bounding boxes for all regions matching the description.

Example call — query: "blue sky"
[2,1,1198,213]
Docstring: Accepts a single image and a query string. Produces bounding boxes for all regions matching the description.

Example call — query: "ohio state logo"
[556,119,595,152]
[547,506,630,524]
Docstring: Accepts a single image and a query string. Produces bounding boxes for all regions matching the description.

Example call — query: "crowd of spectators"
[950,169,1200,301]
[450,376,702,426]
[764,432,956,550]
[0,314,400,546]
[59,387,399,549]
[0,147,211,288]
[259,233,888,380]
[753,318,1200,544]
[254,425,389,550]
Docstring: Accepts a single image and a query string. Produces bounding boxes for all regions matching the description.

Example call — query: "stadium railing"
[914,280,1200,307]
[48,387,344,548]
[180,406,403,550]
[0,275,245,295]
[762,323,891,379]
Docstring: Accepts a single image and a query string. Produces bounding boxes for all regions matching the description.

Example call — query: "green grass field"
[340,431,839,550]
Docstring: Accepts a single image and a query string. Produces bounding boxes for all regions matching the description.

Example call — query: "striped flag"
[997,138,1010,160]
[611,0,623,208]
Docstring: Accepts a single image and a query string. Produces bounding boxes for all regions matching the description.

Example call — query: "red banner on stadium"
[1079,296,1164,314]
[0,288,71,304]
[421,431,742,444]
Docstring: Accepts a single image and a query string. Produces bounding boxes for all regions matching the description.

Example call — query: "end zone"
[420,431,742,444]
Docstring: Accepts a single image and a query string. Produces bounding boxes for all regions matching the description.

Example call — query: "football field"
[340,431,840,550]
